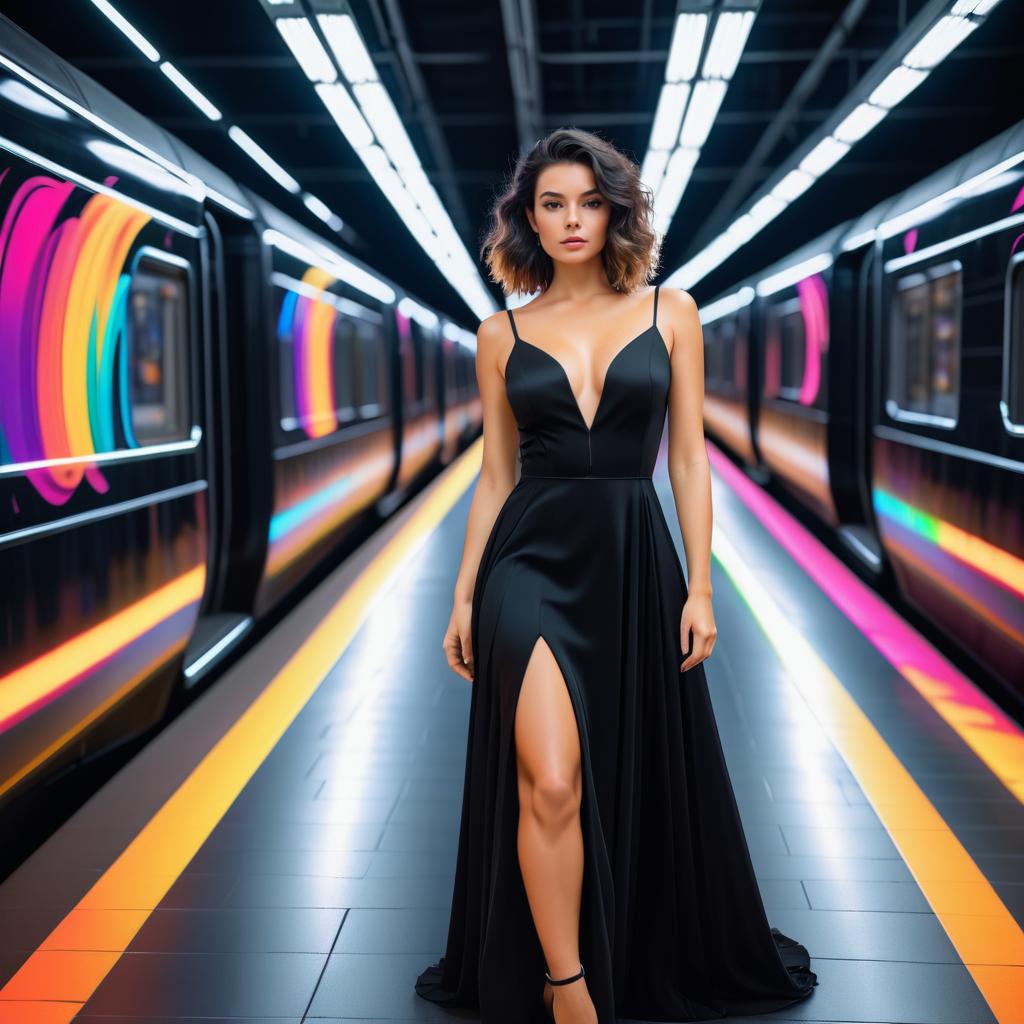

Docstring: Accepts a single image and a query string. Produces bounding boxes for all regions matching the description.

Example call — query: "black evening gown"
[416,285,817,1023]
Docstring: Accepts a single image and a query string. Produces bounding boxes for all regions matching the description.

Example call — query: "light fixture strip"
[668,0,1005,290]
[266,7,498,319]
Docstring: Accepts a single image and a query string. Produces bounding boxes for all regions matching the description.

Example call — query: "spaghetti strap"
[653,283,661,327]
[505,306,521,342]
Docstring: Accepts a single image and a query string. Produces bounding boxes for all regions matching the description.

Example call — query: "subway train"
[0,18,482,836]
[696,115,1024,707]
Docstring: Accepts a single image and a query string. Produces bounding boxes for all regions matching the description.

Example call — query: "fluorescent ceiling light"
[869,64,928,107]
[357,144,438,252]
[640,7,759,241]
[832,102,887,143]
[352,81,422,170]
[798,135,850,177]
[665,13,707,82]
[89,0,159,61]
[724,212,758,246]
[749,193,786,226]
[649,82,690,150]
[314,83,374,149]
[702,10,755,79]
[318,14,378,84]
[274,17,337,83]
[265,6,498,318]
[159,62,222,120]
[679,79,726,148]
[303,192,335,224]
[904,14,977,68]
[654,146,699,229]
[771,167,815,202]
[399,162,450,228]
[640,148,670,194]
[228,125,301,194]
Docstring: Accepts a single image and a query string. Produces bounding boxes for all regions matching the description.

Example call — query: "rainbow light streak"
[277,267,339,439]
[264,452,394,579]
[0,564,206,737]
[268,472,357,545]
[708,442,1024,803]
[796,272,828,405]
[873,487,1024,600]
[0,169,152,504]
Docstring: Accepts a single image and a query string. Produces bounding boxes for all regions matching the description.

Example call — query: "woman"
[415,128,817,1024]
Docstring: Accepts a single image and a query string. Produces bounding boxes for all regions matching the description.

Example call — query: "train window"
[720,318,737,391]
[704,316,746,394]
[127,255,190,444]
[704,321,720,386]
[333,317,358,422]
[763,298,804,401]
[445,344,457,400]
[888,261,961,426]
[356,323,389,416]
[276,283,345,437]
[411,321,427,403]
[278,296,297,429]
[1006,259,1024,430]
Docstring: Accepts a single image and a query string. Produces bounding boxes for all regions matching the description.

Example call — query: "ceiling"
[4,0,1023,320]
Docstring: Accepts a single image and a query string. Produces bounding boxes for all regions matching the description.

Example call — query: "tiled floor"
[0,450,1020,1023]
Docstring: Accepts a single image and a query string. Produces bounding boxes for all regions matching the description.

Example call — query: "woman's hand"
[444,598,475,682]
[680,593,716,672]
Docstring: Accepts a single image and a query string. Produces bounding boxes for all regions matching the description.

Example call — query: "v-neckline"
[514,324,660,433]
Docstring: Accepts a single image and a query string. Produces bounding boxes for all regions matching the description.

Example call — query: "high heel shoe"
[542,963,585,1023]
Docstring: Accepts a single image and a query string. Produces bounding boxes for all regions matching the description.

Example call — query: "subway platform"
[0,436,1021,1024]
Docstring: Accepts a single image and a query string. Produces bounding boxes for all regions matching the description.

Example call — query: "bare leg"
[515,636,598,1024]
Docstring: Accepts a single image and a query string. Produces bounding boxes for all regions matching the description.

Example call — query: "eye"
[542,199,602,210]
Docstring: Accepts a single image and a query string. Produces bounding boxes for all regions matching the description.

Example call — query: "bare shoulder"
[477,309,516,349]
[658,287,701,357]
[658,285,699,319]
[476,309,516,374]
[479,308,512,340]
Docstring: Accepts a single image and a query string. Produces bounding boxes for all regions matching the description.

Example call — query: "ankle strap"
[545,964,585,985]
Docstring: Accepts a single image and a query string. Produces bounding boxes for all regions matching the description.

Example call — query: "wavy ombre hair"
[481,128,661,296]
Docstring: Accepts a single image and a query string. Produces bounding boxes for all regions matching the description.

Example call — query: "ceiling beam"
[501,0,545,152]
[155,102,998,133]
[65,43,1021,73]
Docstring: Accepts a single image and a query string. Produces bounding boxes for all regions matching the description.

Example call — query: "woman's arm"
[444,312,520,681]
[453,312,520,603]
[661,287,717,669]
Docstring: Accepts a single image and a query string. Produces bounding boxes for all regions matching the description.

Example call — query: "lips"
[561,238,586,244]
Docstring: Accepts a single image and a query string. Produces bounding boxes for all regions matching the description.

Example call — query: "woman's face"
[526,161,610,263]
